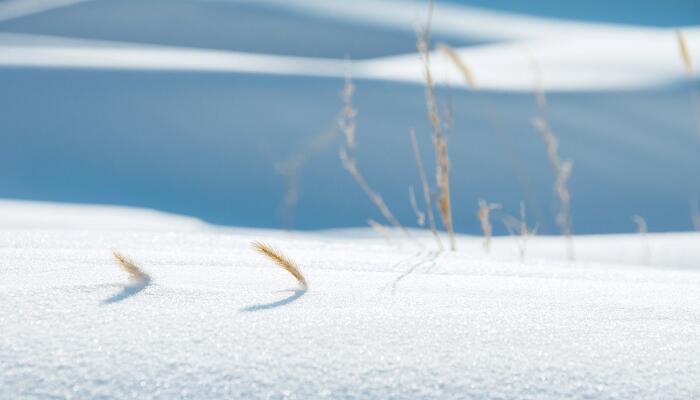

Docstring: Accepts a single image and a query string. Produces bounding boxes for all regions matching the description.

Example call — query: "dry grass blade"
[417,0,456,251]
[409,129,442,250]
[112,250,150,283]
[253,241,308,288]
[437,43,477,89]
[338,71,411,240]
[677,30,693,76]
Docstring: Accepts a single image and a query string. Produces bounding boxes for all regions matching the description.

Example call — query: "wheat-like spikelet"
[437,43,477,90]
[477,199,501,254]
[677,30,693,76]
[252,241,308,288]
[112,250,150,283]
[416,0,456,251]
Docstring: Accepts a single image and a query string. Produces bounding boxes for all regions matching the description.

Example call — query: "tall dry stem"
[530,59,575,261]
[338,72,411,239]
[417,0,456,250]
[532,117,574,260]
[409,129,443,250]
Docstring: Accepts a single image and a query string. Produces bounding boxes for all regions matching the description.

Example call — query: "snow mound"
[1,201,699,398]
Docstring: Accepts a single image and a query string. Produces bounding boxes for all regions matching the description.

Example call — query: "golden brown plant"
[252,241,308,288]
[112,250,150,283]
[416,0,456,251]
[409,129,443,250]
[477,199,501,254]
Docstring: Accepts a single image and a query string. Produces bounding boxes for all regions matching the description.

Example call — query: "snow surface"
[2,201,700,399]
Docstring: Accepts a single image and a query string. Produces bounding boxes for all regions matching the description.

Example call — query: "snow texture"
[1,201,699,399]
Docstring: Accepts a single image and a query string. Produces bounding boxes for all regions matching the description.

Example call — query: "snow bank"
[1,201,699,398]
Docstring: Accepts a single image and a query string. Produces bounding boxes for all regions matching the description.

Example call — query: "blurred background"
[1,0,699,235]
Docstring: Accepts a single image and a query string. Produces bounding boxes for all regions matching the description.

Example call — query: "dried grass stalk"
[417,0,456,251]
[677,30,693,76]
[252,241,308,288]
[477,199,501,254]
[632,215,651,265]
[112,250,150,283]
[532,118,574,261]
[437,43,477,90]
[409,129,443,250]
[338,72,411,240]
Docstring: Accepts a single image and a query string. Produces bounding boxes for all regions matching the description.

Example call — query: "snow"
[1,5,699,91]
[2,201,700,398]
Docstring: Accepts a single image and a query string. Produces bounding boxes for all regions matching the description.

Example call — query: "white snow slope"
[1,200,700,399]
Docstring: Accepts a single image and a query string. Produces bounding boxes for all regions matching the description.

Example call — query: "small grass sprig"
[112,250,150,283]
[252,241,308,289]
